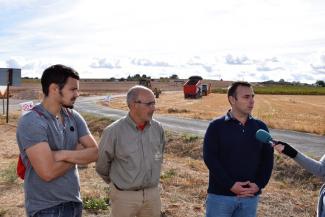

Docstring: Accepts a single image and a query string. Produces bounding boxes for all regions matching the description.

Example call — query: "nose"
[75,90,80,97]
[250,97,254,105]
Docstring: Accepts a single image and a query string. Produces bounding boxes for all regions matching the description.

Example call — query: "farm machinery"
[138,78,162,98]
[183,76,211,98]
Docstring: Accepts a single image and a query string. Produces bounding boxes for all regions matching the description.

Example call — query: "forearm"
[294,152,325,178]
[256,166,273,189]
[256,155,274,188]
[26,142,76,182]
[55,147,98,164]
[203,154,234,189]
[96,171,111,184]
[95,159,111,184]
[203,132,234,190]
[46,161,75,181]
[276,142,325,178]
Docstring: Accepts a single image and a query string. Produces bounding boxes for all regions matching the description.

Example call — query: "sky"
[1,0,325,84]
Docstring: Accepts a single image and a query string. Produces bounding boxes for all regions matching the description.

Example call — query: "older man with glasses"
[96,85,165,217]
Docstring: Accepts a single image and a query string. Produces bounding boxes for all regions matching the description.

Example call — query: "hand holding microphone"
[255,129,298,158]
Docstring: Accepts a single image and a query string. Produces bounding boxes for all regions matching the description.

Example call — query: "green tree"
[169,74,179,79]
[315,80,325,87]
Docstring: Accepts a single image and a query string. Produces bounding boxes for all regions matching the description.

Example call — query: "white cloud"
[225,55,252,65]
[131,58,172,67]
[0,0,325,83]
[90,58,121,69]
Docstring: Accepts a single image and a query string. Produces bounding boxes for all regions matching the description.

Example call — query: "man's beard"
[59,91,75,109]
[63,104,74,109]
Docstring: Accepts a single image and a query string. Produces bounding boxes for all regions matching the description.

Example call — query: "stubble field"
[0,114,322,217]
[107,91,325,135]
[0,80,324,216]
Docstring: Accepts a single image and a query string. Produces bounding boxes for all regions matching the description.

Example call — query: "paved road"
[8,96,325,158]
[73,96,325,158]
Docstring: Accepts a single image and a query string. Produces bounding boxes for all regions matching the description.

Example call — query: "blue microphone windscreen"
[256,129,273,144]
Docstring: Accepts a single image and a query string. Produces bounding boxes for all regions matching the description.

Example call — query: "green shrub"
[0,162,17,183]
[182,134,199,143]
[83,197,109,211]
[161,169,177,179]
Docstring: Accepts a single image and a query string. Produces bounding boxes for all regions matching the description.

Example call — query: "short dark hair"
[41,64,79,96]
[227,81,252,98]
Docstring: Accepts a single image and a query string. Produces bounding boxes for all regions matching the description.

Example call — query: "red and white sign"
[19,101,34,116]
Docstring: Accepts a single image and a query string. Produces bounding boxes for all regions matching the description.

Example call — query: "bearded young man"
[16,64,98,217]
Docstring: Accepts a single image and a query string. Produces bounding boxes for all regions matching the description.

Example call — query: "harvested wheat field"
[0,114,323,217]
[2,80,324,216]
[107,91,325,135]
[10,80,325,134]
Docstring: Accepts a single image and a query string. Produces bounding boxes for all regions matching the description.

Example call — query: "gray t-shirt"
[16,103,90,216]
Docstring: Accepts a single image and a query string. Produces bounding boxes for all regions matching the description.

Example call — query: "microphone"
[70,126,74,132]
[256,129,298,158]
[255,129,274,145]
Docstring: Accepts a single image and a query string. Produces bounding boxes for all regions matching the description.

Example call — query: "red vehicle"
[183,76,203,98]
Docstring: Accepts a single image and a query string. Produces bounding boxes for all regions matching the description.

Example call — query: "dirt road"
[7,95,325,158]
[74,96,325,158]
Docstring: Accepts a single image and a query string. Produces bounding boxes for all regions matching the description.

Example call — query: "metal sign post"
[6,82,9,123]
[0,68,21,123]
[2,92,4,115]
[6,69,12,123]
[0,86,7,115]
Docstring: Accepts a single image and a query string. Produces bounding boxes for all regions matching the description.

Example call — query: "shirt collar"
[126,113,151,131]
[38,103,68,120]
[224,109,253,122]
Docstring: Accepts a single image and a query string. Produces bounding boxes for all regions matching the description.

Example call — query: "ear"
[48,83,59,95]
[228,96,235,105]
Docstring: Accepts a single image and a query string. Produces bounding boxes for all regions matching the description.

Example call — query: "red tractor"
[183,76,211,98]
[183,76,203,98]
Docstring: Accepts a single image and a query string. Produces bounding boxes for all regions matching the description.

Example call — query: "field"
[0,80,324,216]
[11,80,325,135]
[0,114,322,217]
[107,91,325,135]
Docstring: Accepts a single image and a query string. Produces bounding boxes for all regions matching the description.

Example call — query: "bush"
[0,162,17,183]
[161,169,177,180]
[182,134,199,143]
[83,197,109,211]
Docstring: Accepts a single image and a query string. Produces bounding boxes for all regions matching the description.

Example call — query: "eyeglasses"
[134,100,156,107]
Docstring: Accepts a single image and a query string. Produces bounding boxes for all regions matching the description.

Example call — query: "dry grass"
[255,95,325,135]
[0,114,323,217]
[9,80,325,135]
[108,92,325,135]
[2,78,325,216]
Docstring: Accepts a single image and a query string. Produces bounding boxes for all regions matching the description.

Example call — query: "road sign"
[0,68,21,86]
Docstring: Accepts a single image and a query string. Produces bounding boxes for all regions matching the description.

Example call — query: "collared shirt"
[224,109,253,122]
[203,111,274,196]
[16,103,90,216]
[96,113,165,190]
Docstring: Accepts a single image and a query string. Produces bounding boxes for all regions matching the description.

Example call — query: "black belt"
[114,183,145,191]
